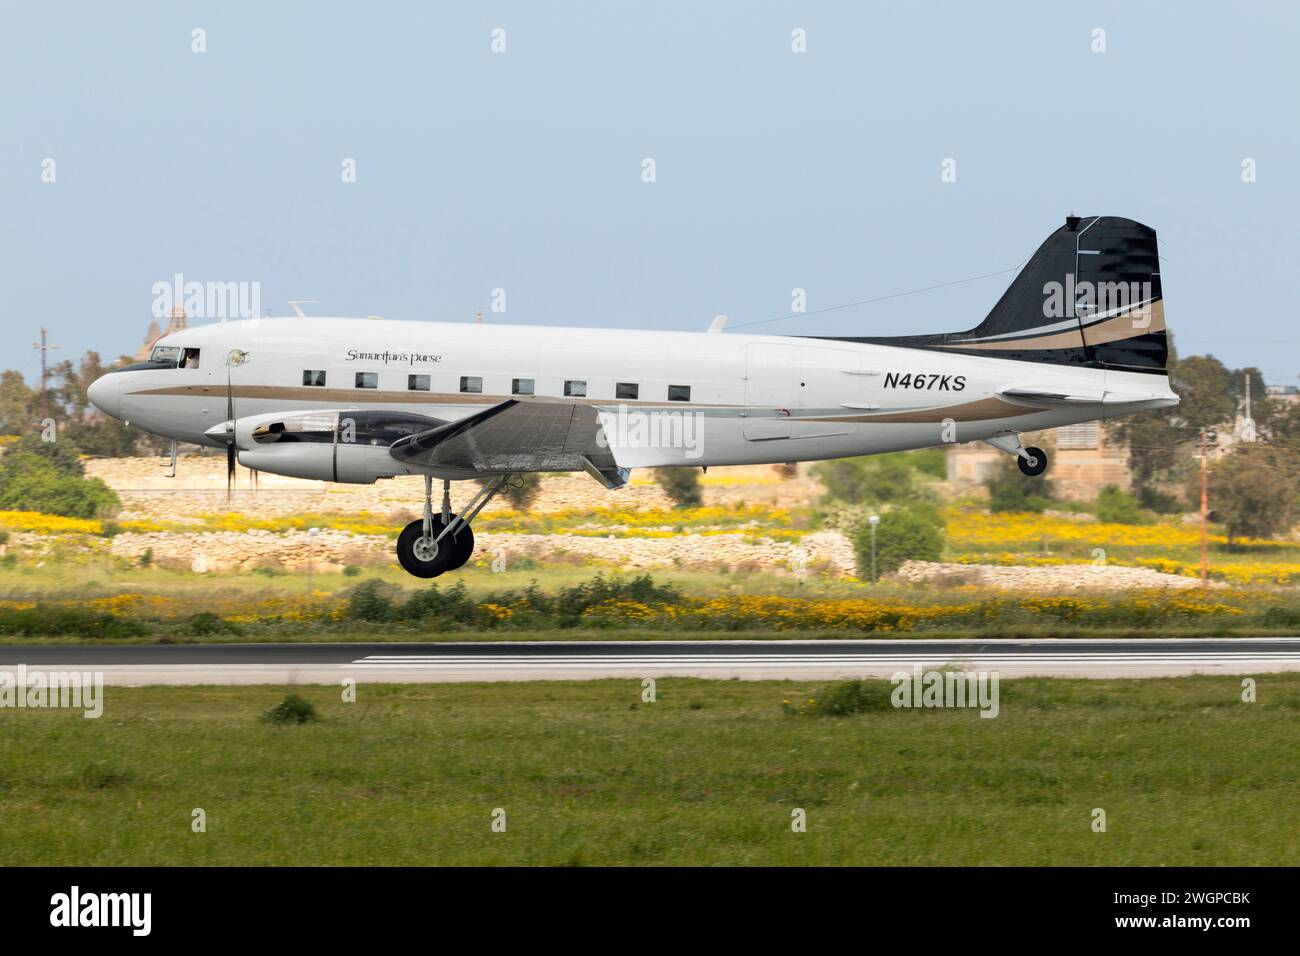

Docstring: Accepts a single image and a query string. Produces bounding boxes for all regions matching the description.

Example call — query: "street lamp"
[868,514,880,584]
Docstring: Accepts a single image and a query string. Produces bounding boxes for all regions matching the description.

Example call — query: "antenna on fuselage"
[289,300,317,317]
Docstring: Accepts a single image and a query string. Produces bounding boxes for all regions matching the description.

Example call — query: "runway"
[1,637,1299,684]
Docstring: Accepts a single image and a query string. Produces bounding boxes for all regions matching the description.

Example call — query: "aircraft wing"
[388,398,630,488]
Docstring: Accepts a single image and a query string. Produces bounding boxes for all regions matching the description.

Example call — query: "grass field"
[1,675,1296,865]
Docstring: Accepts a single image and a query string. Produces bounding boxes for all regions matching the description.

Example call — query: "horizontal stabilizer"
[998,386,1106,405]
[999,385,1177,409]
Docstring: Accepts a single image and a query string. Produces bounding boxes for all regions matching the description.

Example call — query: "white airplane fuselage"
[88,316,1178,481]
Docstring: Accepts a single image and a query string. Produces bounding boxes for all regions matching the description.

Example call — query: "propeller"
[225,350,246,500]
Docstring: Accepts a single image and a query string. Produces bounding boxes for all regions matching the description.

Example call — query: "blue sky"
[2,1,1297,384]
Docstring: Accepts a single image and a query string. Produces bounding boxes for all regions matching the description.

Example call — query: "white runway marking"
[6,639,1300,684]
[342,639,1300,680]
[353,653,1300,666]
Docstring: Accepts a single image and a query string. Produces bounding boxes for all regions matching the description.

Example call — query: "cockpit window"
[149,345,181,366]
[179,348,201,369]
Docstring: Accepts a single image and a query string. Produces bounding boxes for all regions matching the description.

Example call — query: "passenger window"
[512,378,535,396]
[564,380,587,398]
[303,370,327,387]
[616,382,639,400]
[179,348,201,369]
[460,376,483,394]
[668,384,691,402]
[356,372,378,389]
[408,374,430,391]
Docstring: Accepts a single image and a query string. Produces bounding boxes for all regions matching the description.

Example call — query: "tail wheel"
[396,517,456,578]
[1018,446,1048,477]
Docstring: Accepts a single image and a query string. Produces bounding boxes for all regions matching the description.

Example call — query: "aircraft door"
[795,346,866,412]
[743,344,795,440]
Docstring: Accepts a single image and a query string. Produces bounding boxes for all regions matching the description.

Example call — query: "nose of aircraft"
[87,373,122,418]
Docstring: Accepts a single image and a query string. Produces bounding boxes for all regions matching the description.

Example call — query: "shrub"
[853,505,944,576]
[0,604,146,638]
[342,564,362,577]
[6,432,85,477]
[813,452,938,505]
[985,459,1055,513]
[402,580,477,627]
[818,679,896,715]
[185,611,241,637]
[260,694,318,725]
[1262,606,1300,630]
[1138,486,1183,514]
[1093,485,1145,524]
[1193,445,1300,545]
[653,467,703,507]
[0,452,120,519]
[346,580,399,622]
[549,573,681,619]
[784,679,895,716]
[138,547,153,568]
[495,473,543,510]
[905,448,948,481]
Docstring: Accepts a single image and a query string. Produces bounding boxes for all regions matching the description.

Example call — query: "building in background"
[945,421,1131,500]
[133,307,188,362]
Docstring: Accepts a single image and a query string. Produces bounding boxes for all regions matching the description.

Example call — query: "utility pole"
[32,327,59,421]
[1242,373,1254,442]
[1199,429,1216,589]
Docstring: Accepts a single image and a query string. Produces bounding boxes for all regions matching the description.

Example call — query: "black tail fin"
[834,215,1168,375]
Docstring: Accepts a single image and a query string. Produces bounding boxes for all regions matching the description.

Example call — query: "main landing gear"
[396,476,505,578]
[983,432,1049,477]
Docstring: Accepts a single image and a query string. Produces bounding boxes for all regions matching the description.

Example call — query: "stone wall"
[85,457,825,520]
[894,560,1202,591]
[106,527,858,577]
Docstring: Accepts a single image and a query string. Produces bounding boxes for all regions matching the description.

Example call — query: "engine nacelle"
[231,409,443,484]
[239,443,409,484]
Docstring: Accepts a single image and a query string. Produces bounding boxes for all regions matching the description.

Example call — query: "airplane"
[87,215,1178,578]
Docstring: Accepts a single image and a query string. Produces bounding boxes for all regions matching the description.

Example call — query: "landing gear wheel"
[397,517,457,578]
[1018,446,1048,477]
[444,522,475,572]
